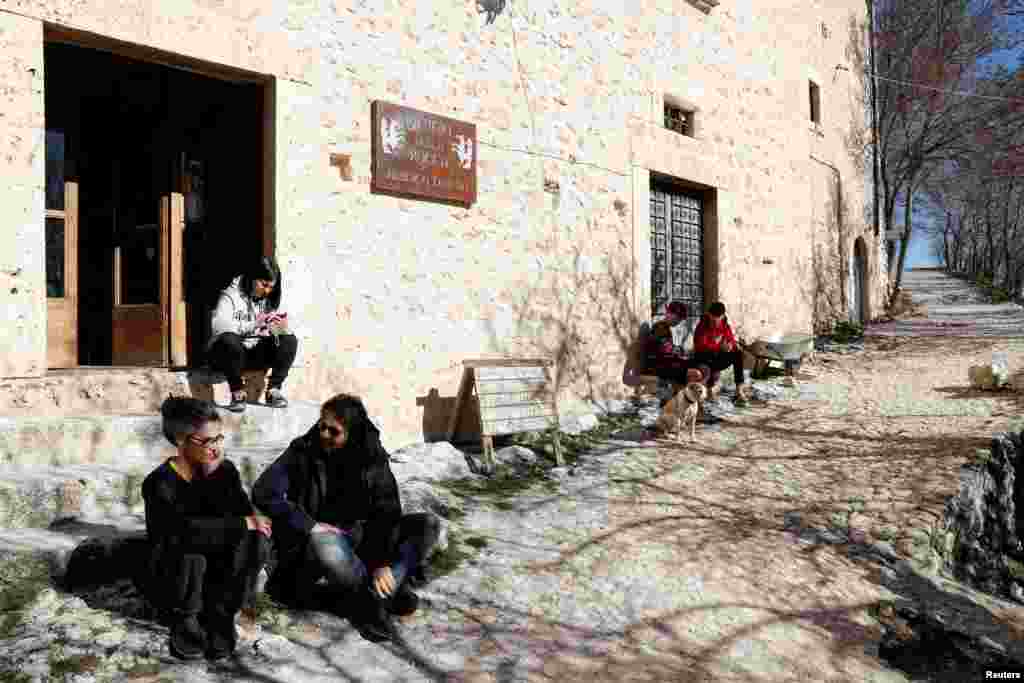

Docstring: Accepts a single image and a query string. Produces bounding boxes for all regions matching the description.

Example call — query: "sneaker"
[265,387,289,409]
[203,612,237,661]
[169,615,207,660]
[386,583,420,617]
[227,390,247,413]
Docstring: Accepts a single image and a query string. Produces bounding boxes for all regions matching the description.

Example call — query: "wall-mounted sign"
[371,100,477,207]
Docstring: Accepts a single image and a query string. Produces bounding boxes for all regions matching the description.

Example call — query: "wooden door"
[111,192,185,366]
[46,180,79,368]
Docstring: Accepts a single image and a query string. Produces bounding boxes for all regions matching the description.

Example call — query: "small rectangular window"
[809,81,821,124]
[664,103,694,137]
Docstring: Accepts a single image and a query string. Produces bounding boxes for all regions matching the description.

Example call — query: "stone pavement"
[867,269,1024,338]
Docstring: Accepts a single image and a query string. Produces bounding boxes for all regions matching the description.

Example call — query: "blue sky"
[904,17,1023,268]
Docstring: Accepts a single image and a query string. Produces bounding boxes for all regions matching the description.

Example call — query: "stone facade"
[0,1,886,450]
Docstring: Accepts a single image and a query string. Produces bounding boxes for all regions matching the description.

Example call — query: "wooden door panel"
[47,299,76,368]
[110,192,185,367]
[111,197,169,366]
[111,305,165,365]
[168,193,187,367]
[46,181,78,369]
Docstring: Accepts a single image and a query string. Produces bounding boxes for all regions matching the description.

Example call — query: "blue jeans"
[294,512,440,595]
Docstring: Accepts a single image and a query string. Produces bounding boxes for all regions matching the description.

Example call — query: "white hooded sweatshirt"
[208,276,272,350]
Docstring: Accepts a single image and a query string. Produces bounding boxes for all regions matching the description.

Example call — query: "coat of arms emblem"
[452,135,474,170]
[380,116,405,155]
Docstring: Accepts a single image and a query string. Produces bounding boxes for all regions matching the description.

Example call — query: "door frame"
[649,178,706,320]
[43,27,275,369]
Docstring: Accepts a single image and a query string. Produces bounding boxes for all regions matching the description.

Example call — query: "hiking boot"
[203,612,237,661]
[354,591,396,643]
[386,583,420,617]
[357,612,396,643]
[169,615,206,660]
[265,387,289,409]
[227,390,247,413]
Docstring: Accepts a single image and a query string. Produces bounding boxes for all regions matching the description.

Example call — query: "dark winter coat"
[251,421,402,573]
[644,319,690,373]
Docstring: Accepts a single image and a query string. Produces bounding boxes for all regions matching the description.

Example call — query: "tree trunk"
[944,211,952,270]
[891,191,914,304]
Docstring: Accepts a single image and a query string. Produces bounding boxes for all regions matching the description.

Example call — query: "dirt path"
[419,333,1023,682]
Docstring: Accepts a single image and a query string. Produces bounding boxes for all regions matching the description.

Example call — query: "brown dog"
[656,381,708,442]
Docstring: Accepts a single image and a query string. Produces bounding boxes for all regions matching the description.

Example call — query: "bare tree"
[918,53,1024,299]
[866,0,1020,303]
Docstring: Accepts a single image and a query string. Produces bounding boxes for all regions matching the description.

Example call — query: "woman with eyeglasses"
[252,393,440,643]
[206,255,298,413]
[140,396,273,661]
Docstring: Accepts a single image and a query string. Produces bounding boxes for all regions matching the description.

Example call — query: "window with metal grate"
[664,103,694,137]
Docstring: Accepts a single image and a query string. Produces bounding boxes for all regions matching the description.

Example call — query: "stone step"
[0,440,479,562]
[0,443,294,530]
[0,366,310,418]
[0,401,321,468]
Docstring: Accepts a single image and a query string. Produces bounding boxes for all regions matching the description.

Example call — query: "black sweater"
[142,458,254,555]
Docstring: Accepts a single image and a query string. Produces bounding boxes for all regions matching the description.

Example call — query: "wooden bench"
[186,367,271,405]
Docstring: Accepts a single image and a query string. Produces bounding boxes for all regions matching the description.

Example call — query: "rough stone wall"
[0,0,883,451]
[285,0,881,447]
[0,13,45,378]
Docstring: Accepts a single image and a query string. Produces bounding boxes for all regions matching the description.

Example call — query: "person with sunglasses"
[252,393,440,643]
[140,396,273,661]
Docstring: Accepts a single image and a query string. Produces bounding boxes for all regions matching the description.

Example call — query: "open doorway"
[44,37,270,368]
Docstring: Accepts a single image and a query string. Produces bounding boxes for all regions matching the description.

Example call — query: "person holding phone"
[207,255,297,412]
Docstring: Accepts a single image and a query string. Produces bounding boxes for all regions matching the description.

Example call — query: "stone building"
[0,0,887,450]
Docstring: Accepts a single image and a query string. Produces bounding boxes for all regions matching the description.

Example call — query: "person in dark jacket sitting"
[252,393,440,643]
[645,300,700,384]
[141,397,272,661]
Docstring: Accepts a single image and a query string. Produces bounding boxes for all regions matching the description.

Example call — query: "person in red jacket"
[693,301,748,400]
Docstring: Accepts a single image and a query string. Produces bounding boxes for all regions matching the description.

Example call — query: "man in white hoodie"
[207,256,298,412]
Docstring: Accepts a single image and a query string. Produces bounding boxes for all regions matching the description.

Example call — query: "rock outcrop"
[937,430,1024,602]
[876,602,1024,677]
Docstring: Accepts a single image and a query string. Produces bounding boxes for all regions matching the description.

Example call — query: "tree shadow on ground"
[443,471,1024,680]
[61,577,455,682]
[413,386,1024,678]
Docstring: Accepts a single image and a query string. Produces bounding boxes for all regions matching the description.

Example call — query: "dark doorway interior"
[44,41,266,367]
